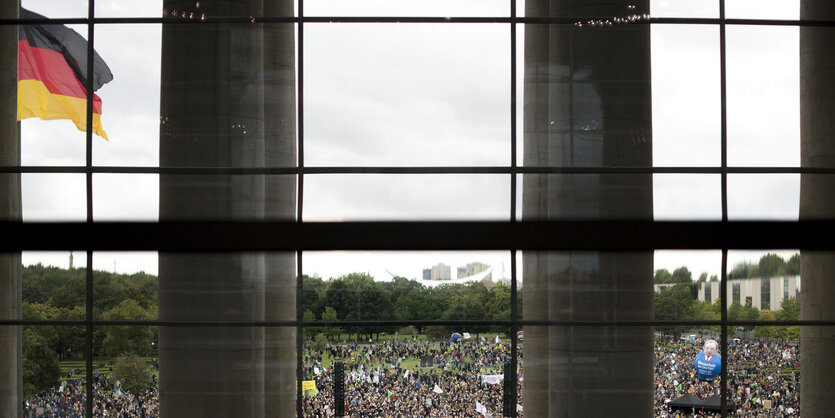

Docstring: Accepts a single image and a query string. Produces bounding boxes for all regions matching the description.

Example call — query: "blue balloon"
[451,333,462,342]
[694,352,721,381]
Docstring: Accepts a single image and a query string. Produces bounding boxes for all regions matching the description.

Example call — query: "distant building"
[697,275,800,311]
[423,268,431,281]
[463,262,488,277]
[430,263,451,280]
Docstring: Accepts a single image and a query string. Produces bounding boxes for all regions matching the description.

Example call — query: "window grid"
[4,2,835,417]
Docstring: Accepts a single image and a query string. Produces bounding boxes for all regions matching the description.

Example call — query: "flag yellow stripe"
[18,79,108,140]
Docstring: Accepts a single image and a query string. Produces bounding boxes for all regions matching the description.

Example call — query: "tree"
[776,297,799,321]
[111,353,152,395]
[424,325,448,340]
[697,272,708,283]
[320,306,342,339]
[671,266,693,284]
[754,310,778,338]
[728,262,754,280]
[757,253,786,277]
[654,268,672,284]
[728,302,759,331]
[101,299,155,356]
[22,331,60,396]
[303,275,328,318]
[303,309,317,340]
[654,284,695,335]
[785,253,800,275]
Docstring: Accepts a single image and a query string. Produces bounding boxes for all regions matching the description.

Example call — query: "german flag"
[18,7,113,140]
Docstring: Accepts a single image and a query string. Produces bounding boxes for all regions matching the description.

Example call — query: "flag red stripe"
[18,39,102,113]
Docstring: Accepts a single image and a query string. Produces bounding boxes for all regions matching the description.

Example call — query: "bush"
[111,353,152,395]
[423,325,448,340]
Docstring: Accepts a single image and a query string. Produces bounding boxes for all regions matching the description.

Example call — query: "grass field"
[58,357,158,383]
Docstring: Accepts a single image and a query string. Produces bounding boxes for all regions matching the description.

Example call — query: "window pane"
[159,174,296,221]
[22,174,86,222]
[21,1,88,18]
[520,174,652,220]
[728,329,800,415]
[654,174,721,220]
[651,25,720,167]
[302,324,514,415]
[92,24,161,167]
[99,1,294,18]
[727,25,799,167]
[158,252,295,321]
[155,325,296,415]
[22,326,86,411]
[727,174,799,220]
[725,0,800,20]
[726,250,800,316]
[519,1,651,19]
[303,251,511,321]
[20,22,91,166]
[92,343,159,416]
[522,325,653,416]
[306,0,506,17]
[92,252,158,320]
[650,0,719,18]
[162,1,295,18]
[655,334,727,415]
[304,23,509,167]
[158,23,297,169]
[93,174,158,221]
[95,0,163,18]
[654,250,723,320]
[521,24,652,168]
[22,256,86,318]
[304,174,509,221]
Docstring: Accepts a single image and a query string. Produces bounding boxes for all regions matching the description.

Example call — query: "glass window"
[6,1,833,416]
[304,23,509,167]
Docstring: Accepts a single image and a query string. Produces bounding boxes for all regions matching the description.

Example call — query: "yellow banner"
[302,380,317,392]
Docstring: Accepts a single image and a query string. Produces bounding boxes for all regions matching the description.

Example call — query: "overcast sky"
[19,0,802,282]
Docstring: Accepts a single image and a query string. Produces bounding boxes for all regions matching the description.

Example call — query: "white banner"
[480,374,504,385]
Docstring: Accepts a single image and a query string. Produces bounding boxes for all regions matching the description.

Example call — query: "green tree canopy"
[101,298,155,356]
[654,269,672,284]
[111,353,152,395]
[671,266,693,283]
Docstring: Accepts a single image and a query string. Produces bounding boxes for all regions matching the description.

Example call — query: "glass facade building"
[2,0,834,416]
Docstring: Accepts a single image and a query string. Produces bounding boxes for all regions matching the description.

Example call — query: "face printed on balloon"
[703,339,718,357]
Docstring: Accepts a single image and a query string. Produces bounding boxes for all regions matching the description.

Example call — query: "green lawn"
[58,357,158,383]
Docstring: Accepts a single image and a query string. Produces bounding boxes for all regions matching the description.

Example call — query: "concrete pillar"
[159,1,296,416]
[799,1,835,415]
[0,2,22,416]
[523,1,653,416]
[262,1,297,415]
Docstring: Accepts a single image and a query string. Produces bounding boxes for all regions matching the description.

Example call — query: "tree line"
[654,283,800,339]
[21,255,801,395]
[303,273,515,340]
[21,264,158,395]
[654,253,799,285]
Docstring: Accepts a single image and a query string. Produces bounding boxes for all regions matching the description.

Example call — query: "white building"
[698,275,800,311]
[430,262,451,281]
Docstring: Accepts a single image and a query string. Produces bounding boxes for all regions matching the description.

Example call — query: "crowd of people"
[654,335,800,417]
[22,333,801,417]
[24,371,159,417]
[303,338,523,417]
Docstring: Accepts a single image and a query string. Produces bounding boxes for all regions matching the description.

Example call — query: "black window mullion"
[718,0,729,413]
[296,2,305,416]
[85,2,96,417]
